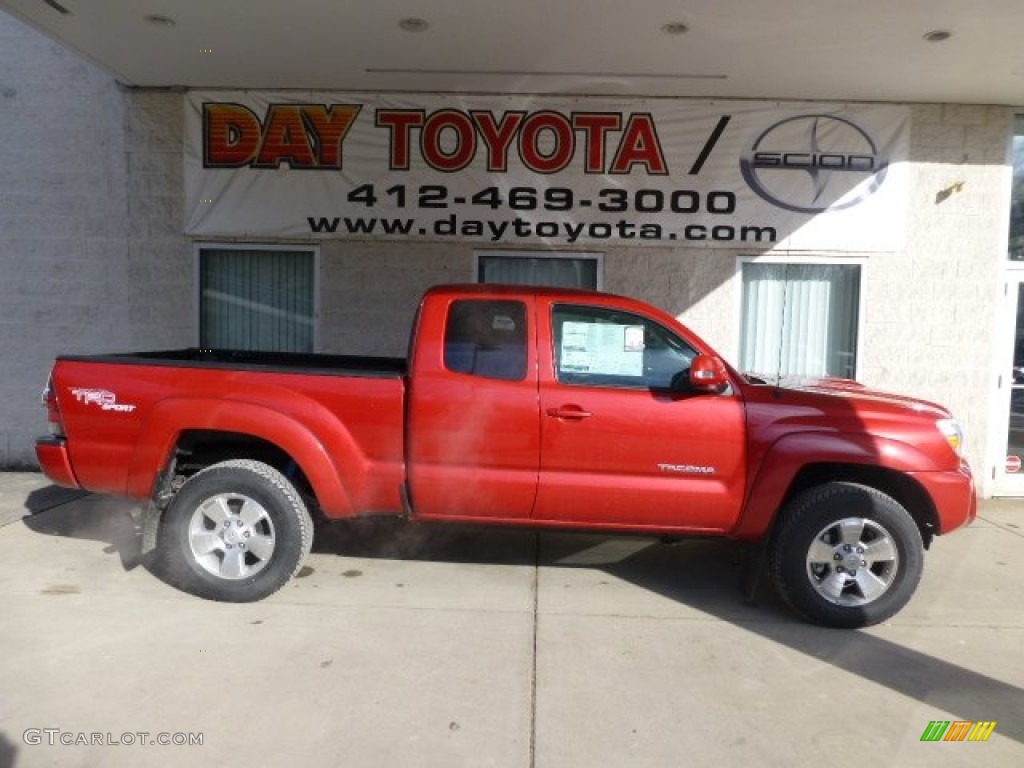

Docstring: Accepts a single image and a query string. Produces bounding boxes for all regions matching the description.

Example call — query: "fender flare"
[732,431,939,539]
[125,397,363,516]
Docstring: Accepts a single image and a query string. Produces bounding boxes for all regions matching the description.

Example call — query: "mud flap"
[129,501,163,555]
[739,536,769,605]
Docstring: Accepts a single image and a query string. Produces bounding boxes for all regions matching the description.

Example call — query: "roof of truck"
[425,283,623,301]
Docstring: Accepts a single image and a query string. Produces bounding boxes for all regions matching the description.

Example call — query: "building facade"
[2,13,1021,497]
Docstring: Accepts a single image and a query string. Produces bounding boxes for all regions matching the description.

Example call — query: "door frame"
[990,270,1024,496]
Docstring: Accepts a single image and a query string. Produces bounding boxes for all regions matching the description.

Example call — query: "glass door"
[992,117,1024,495]
[993,277,1024,495]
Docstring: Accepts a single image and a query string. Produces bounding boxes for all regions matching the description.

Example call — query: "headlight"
[936,418,964,456]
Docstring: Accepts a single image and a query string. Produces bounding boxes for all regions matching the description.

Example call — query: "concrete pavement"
[0,471,1021,767]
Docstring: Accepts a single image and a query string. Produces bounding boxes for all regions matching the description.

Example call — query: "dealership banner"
[184,92,909,250]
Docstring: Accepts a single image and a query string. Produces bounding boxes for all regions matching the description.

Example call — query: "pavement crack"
[529,530,539,768]
[977,515,1024,539]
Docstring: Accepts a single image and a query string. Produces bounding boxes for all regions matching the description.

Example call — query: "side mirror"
[689,355,730,393]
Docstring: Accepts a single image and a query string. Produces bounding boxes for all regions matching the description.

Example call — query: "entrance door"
[993,276,1024,495]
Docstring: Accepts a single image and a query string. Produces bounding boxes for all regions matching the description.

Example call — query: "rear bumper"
[908,459,977,535]
[35,437,81,490]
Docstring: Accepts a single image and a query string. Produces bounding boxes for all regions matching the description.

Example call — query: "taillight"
[42,373,65,438]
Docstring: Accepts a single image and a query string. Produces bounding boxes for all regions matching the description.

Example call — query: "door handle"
[546,405,593,420]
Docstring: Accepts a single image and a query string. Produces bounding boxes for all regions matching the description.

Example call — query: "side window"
[444,300,528,381]
[552,304,696,390]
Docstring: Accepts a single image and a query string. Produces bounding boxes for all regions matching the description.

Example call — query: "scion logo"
[740,114,888,214]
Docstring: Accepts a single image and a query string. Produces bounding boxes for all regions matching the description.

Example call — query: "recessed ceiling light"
[661,22,689,36]
[399,17,429,33]
[144,14,176,28]
[922,29,952,42]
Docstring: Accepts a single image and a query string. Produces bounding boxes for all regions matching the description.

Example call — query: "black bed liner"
[58,348,408,378]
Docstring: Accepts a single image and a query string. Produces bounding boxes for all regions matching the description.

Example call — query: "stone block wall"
[0,14,190,466]
[859,104,1011,476]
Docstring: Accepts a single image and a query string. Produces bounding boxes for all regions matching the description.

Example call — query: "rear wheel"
[153,459,313,602]
[769,482,924,628]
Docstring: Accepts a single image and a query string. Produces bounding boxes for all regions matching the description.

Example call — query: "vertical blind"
[200,248,315,352]
[740,263,860,380]
[478,255,598,290]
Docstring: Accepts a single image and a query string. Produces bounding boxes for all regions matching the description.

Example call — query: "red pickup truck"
[36,284,975,628]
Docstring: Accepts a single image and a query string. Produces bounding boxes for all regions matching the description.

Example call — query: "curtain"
[740,263,860,380]
[478,255,598,289]
[200,248,315,352]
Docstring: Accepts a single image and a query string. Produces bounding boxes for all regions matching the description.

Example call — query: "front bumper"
[909,459,977,535]
[35,437,80,490]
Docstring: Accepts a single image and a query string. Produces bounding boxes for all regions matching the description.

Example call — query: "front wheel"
[769,482,924,628]
[152,459,313,602]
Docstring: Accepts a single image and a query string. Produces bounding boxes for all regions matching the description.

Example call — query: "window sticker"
[623,325,645,352]
[561,322,644,376]
[492,314,517,332]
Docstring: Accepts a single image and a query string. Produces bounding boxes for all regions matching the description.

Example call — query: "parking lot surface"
[1,472,1022,767]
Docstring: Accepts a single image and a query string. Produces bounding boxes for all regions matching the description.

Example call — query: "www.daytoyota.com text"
[306,183,777,244]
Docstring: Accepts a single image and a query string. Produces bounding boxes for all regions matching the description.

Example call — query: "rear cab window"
[444,300,528,381]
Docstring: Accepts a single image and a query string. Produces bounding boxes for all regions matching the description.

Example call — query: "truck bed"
[57,348,408,378]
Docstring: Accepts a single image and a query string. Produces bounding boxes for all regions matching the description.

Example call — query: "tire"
[769,482,923,629]
[152,459,313,602]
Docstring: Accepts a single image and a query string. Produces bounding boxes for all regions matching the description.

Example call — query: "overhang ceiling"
[3,0,1024,105]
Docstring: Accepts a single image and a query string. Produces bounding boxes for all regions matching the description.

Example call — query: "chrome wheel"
[805,516,899,607]
[188,493,276,580]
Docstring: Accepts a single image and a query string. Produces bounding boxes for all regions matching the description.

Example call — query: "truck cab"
[407,285,746,530]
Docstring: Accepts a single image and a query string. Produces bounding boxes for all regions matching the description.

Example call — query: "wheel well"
[171,430,315,505]
[782,463,937,548]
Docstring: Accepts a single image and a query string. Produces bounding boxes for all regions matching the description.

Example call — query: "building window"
[476,250,601,290]
[198,246,316,352]
[740,261,861,380]
[1010,115,1024,261]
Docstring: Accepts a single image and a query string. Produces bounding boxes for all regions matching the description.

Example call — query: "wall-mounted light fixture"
[144,14,177,28]
[935,180,965,204]
[398,18,429,33]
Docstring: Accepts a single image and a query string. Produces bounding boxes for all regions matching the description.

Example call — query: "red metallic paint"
[35,285,976,541]
[407,288,541,520]
[532,293,746,530]
[34,440,79,489]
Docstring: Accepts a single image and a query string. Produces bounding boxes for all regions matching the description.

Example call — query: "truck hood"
[738,372,964,474]
[744,373,952,419]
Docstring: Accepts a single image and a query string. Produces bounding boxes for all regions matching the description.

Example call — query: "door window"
[552,304,696,389]
[1006,288,1024,472]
